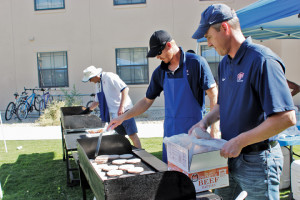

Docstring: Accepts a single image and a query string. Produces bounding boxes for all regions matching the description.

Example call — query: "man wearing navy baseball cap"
[108,30,218,163]
[189,4,296,200]
[192,4,236,40]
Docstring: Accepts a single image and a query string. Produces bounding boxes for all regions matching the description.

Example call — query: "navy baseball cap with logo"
[192,4,236,39]
[147,30,172,57]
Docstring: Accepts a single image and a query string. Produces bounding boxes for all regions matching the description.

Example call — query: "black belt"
[241,140,278,154]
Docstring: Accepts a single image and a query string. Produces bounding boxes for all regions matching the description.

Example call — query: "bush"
[37,85,83,126]
[60,84,82,106]
[36,100,65,126]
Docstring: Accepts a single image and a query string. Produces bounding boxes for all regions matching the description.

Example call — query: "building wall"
[261,39,300,106]
[0,0,299,111]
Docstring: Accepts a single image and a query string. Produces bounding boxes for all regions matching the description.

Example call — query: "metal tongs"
[94,123,112,157]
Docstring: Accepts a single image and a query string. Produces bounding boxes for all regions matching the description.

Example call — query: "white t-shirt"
[94,72,133,119]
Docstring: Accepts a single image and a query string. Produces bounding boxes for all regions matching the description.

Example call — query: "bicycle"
[5,91,27,120]
[16,87,41,120]
[38,88,54,114]
[86,93,100,116]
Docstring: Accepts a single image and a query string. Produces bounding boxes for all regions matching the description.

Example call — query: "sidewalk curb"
[0,123,164,140]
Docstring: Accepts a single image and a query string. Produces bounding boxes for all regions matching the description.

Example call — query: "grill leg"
[61,121,66,161]
[79,164,89,200]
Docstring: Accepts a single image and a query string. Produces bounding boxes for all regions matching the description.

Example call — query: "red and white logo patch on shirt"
[237,72,244,82]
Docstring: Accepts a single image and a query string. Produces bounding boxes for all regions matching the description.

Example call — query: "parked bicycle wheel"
[47,95,54,105]
[39,99,45,114]
[34,95,42,111]
[5,102,16,120]
[43,95,54,109]
[16,102,29,120]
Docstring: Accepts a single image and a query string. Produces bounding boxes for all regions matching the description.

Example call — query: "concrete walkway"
[0,122,164,140]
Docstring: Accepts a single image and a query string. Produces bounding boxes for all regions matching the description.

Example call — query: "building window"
[114,0,146,6]
[34,0,65,11]
[37,51,69,88]
[200,45,224,83]
[116,48,149,85]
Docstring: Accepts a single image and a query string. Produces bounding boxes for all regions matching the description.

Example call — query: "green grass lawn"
[0,139,299,200]
[0,138,163,200]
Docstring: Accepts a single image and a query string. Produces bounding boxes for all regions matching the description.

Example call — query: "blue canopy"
[237,0,300,40]
[197,0,300,42]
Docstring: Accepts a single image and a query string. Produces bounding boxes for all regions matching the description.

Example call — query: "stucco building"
[1,0,299,112]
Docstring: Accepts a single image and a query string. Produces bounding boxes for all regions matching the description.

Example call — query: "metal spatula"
[94,132,103,157]
[94,124,112,157]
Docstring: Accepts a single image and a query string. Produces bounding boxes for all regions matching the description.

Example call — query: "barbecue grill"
[60,106,104,186]
[60,106,221,199]
[77,135,197,200]
[61,106,103,132]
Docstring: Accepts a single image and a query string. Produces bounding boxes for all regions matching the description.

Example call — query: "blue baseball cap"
[192,4,236,39]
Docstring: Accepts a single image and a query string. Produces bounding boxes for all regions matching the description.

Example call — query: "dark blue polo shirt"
[218,37,295,141]
[146,47,215,109]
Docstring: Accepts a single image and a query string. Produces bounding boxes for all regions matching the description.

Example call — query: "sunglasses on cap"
[157,42,167,56]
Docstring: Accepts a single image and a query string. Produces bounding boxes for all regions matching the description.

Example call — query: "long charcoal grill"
[61,106,104,132]
[60,106,104,186]
[77,135,197,200]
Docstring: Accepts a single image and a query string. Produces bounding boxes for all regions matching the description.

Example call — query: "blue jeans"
[215,143,283,200]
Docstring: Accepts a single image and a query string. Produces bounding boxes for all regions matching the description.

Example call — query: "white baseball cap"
[82,66,102,82]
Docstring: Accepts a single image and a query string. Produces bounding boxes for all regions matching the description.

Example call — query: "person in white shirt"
[82,66,141,148]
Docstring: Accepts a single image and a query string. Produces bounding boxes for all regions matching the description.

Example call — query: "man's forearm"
[122,97,154,120]
[89,102,99,110]
[235,110,296,148]
[119,87,129,109]
[206,86,219,136]
[202,104,220,129]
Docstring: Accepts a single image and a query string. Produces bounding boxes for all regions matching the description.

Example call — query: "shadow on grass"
[0,152,93,200]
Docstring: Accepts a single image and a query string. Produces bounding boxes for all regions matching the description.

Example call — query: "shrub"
[60,84,82,106]
[36,100,65,126]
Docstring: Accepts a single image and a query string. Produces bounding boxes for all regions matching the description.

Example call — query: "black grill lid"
[60,106,103,131]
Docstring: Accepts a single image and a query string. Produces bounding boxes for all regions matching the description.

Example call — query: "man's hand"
[107,116,125,130]
[220,137,243,158]
[188,120,207,136]
[81,107,92,114]
[118,106,125,116]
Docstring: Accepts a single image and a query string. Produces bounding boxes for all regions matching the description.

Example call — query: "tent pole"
[0,112,8,153]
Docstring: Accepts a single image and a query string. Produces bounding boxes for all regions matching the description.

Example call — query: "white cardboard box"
[166,141,229,192]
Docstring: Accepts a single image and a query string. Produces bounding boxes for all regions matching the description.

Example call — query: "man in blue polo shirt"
[189,4,296,200]
[108,30,218,163]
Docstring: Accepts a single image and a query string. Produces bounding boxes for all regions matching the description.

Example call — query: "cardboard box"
[166,141,229,192]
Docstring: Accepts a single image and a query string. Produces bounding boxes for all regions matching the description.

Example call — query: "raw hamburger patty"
[97,164,108,170]
[118,164,135,170]
[107,170,123,177]
[128,167,144,174]
[95,155,109,164]
[112,159,127,165]
[126,158,141,164]
[102,165,119,171]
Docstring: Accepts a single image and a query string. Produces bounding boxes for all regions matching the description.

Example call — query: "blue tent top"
[197,0,300,42]
[237,0,300,40]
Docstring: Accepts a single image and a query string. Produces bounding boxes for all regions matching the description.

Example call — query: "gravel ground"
[1,108,164,127]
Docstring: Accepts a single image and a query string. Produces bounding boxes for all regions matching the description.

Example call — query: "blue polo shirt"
[146,47,215,109]
[218,37,294,141]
